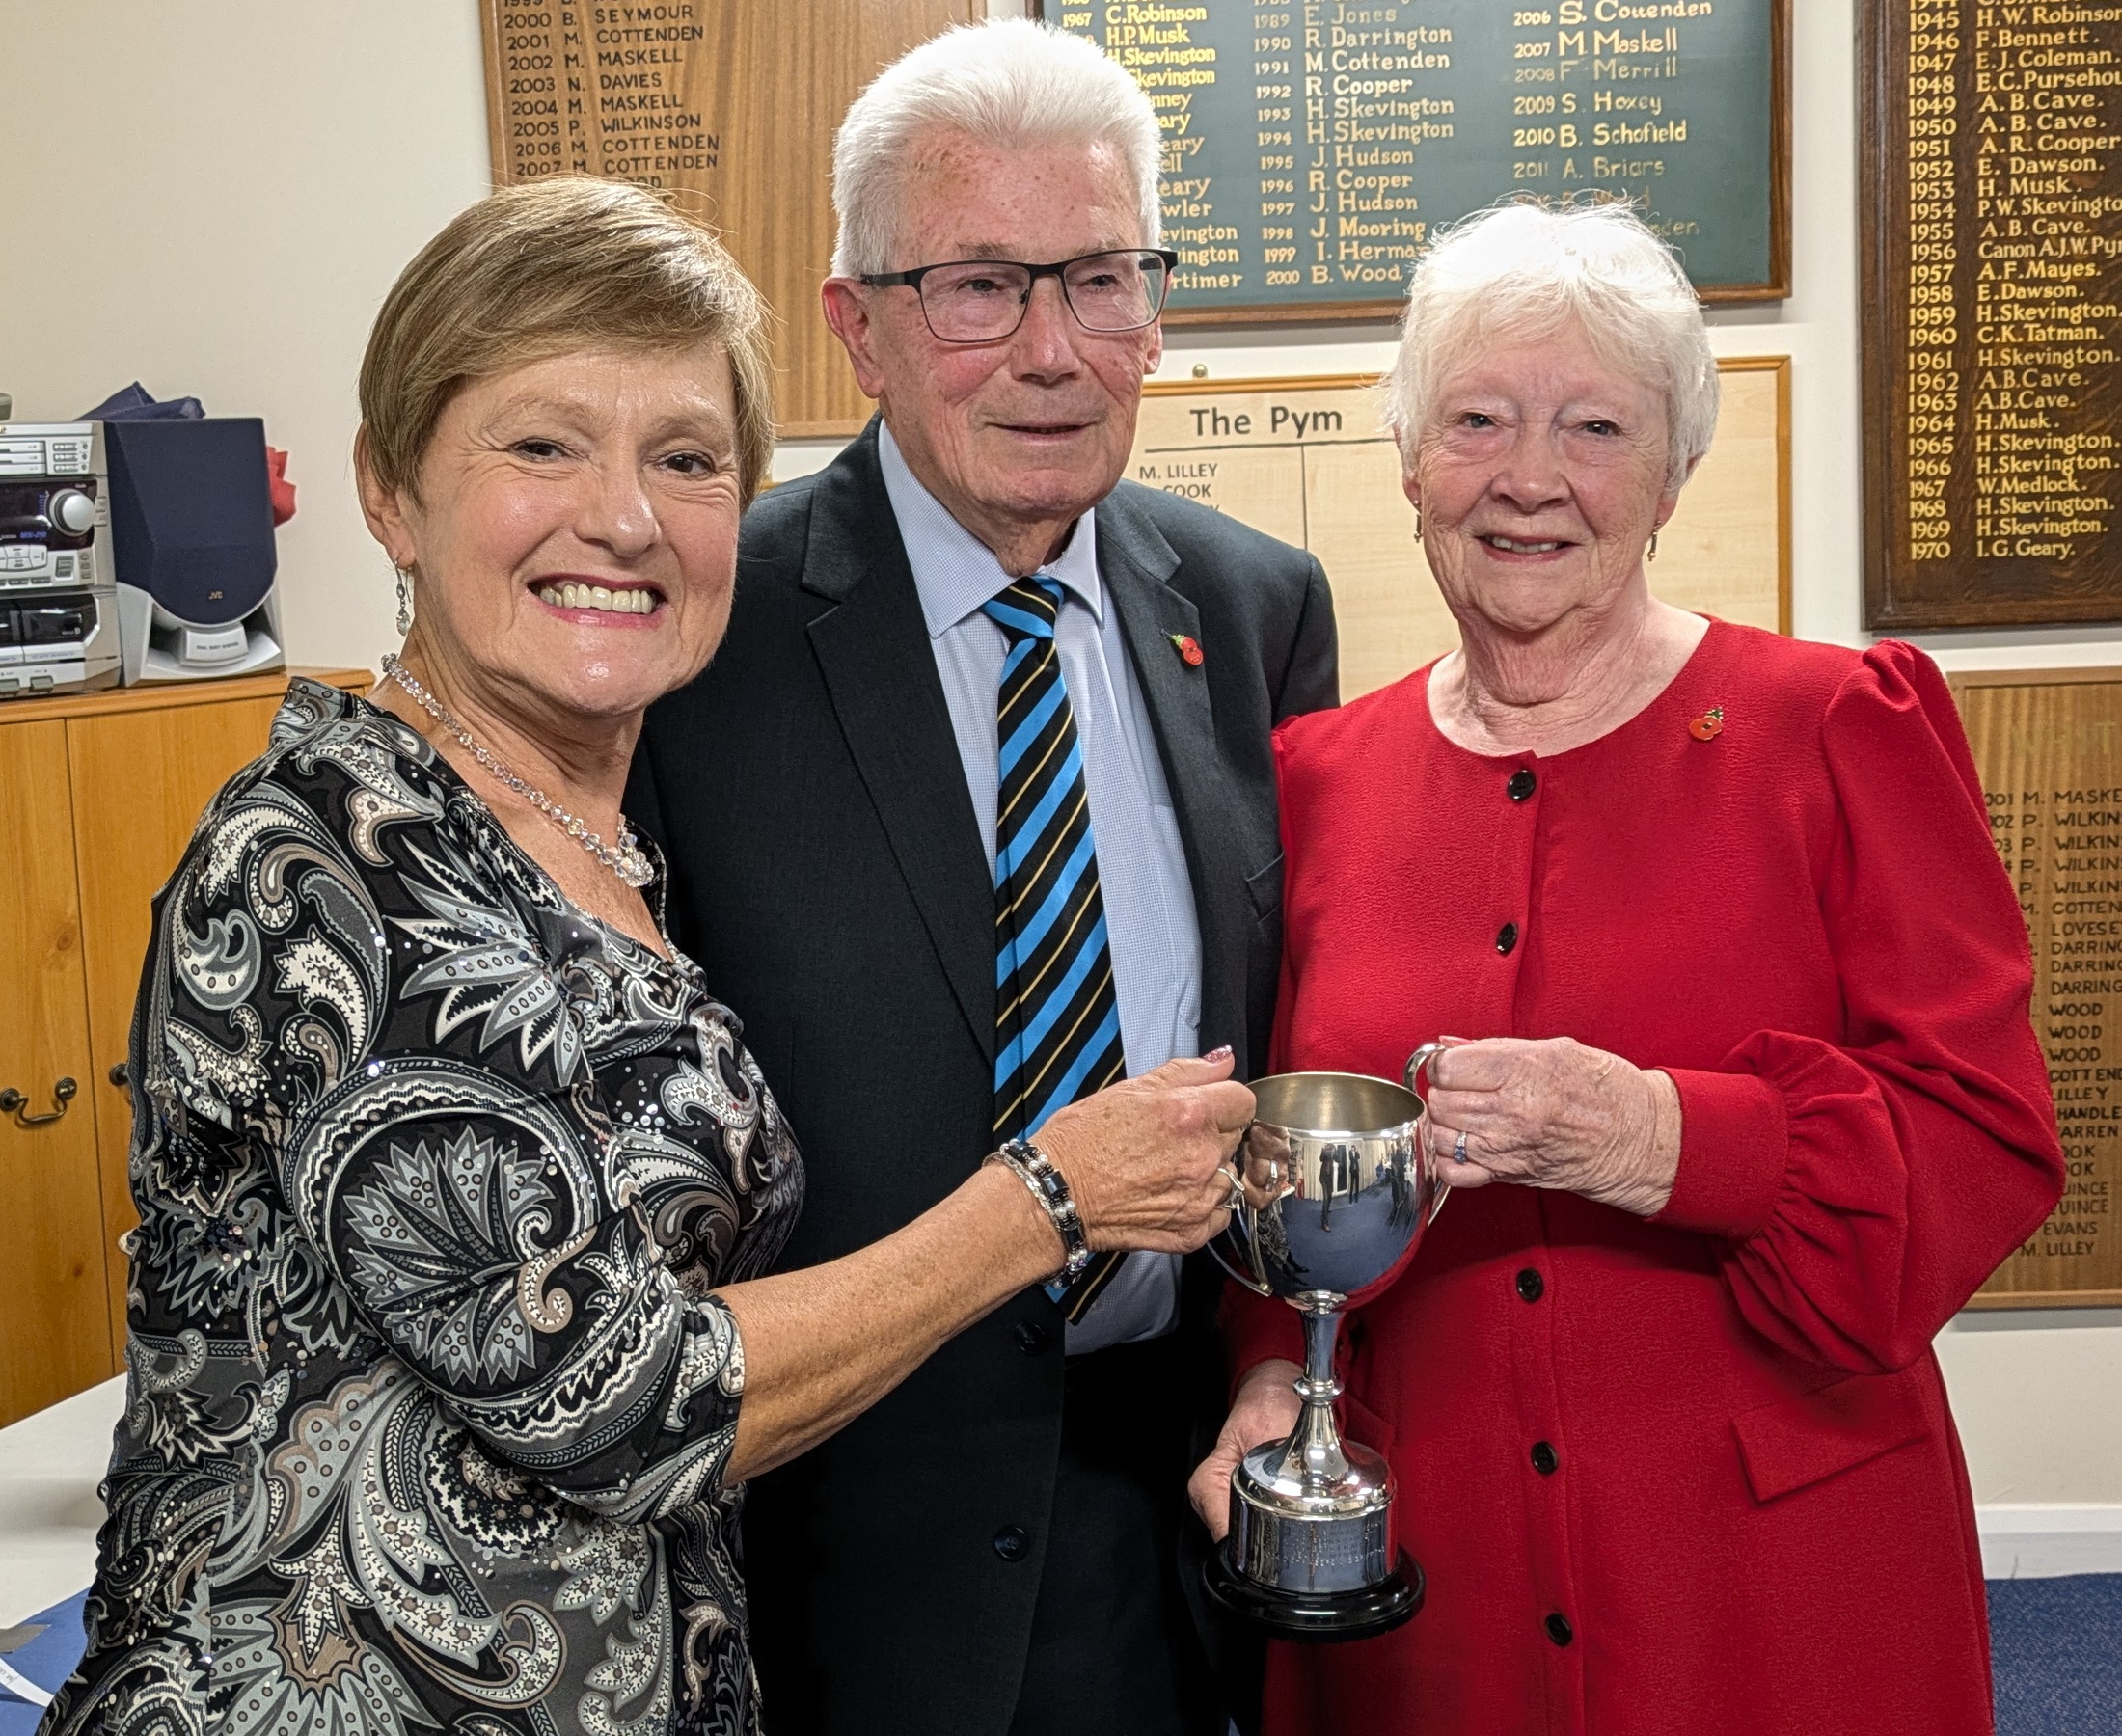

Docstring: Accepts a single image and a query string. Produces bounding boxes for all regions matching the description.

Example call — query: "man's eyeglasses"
[858,249,1181,343]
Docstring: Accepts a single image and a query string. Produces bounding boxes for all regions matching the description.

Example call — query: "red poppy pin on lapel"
[1171,634,1205,666]
[1689,706,1726,742]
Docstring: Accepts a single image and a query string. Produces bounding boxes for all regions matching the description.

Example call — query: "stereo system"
[0,416,285,697]
[0,422,120,696]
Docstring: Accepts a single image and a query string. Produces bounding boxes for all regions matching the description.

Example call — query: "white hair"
[1382,201,1719,494]
[830,19,1162,278]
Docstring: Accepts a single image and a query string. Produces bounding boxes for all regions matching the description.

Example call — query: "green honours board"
[1037,0,1788,318]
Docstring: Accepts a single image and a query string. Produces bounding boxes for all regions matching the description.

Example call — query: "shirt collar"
[878,420,1103,640]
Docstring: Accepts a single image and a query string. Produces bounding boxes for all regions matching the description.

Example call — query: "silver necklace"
[379,654,655,890]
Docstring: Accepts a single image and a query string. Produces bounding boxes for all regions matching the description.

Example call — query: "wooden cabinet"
[0,721,112,1423]
[0,669,367,1425]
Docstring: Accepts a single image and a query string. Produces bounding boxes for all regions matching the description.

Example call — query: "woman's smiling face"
[367,342,744,724]
[1406,320,1678,643]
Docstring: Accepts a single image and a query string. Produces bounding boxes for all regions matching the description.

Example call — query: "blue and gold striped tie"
[986,577,1127,1320]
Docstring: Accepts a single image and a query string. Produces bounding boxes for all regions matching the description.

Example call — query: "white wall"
[0,0,495,669]
[2,0,2117,1521]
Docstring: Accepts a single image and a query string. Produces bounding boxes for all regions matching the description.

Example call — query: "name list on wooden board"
[1039,0,1787,319]
[1863,5,2122,629]
[479,1,975,437]
[1957,670,2122,1308]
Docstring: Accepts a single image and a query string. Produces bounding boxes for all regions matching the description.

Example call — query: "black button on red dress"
[1507,768,1537,801]
[1497,921,1519,954]
[1516,1267,1545,1302]
[1531,1441,1558,1476]
[1546,1612,1574,1646]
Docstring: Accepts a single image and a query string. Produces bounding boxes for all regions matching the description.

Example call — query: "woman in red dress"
[1190,203,2065,1736]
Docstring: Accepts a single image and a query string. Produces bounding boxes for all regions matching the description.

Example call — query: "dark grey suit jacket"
[627,420,1337,1735]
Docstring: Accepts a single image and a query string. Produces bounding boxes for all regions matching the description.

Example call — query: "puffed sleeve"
[160,752,749,1525]
[1653,641,2064,1372]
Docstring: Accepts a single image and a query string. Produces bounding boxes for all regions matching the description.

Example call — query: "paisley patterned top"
[41,679,803,1736]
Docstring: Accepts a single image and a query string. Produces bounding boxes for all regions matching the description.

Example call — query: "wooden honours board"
[479,1,976,437]
[1954,668,2122,1308]
[1862,4,2122,628]
[1129,358,1788,699]
[1038,0,1789,318]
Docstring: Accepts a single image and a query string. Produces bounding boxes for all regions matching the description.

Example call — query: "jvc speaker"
[104,418,285,684]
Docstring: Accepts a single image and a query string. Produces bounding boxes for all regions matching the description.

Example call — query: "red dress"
[1228,623,2063,1736]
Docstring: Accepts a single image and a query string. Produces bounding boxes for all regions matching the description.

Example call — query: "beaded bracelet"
[984,1137,1093,1283]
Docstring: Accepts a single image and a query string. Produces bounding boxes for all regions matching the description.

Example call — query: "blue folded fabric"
[75,383,204,421]
[0,1591,86,1731]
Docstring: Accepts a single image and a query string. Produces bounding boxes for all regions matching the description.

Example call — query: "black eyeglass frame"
[857,248,1182,342]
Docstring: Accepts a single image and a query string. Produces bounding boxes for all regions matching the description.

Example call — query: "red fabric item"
[264,445,297,526]
[1228,623,2062,1736]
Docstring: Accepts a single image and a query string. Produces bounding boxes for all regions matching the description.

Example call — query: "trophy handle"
[1403,1042,1452,1226]
[1209,1122,1277,1296]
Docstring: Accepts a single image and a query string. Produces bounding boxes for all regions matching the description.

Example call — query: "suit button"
[1015,1321,1048,1354]
[1546,1612,1574,1646]
[1507,768,1537,801]
[1531,1441,1558,1476]
[1515,1267,1544,1303]
[1496,921,1519,955]
[993,1526,1030,1562]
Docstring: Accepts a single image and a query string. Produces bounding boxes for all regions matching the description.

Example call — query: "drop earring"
[1646,530,1660,565]
[1413,505,1424,543]
[394,564,414,636]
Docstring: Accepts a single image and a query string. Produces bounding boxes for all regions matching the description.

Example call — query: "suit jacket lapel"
[802,425,997,1062]
[1097,491,1245,1055]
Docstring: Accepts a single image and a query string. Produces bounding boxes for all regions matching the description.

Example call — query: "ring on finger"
[1452,1129,1469,1167]
[1221,1164,1246,1213]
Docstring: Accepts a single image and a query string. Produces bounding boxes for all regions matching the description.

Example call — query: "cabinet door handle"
[1,1077,78,1126]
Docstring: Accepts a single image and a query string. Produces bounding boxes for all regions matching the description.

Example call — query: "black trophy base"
[1203,1546,1424,1643]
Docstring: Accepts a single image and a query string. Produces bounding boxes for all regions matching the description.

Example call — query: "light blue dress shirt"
[879,422,1200,1354]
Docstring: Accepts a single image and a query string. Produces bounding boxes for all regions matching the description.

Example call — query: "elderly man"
[631,20,1336,1736]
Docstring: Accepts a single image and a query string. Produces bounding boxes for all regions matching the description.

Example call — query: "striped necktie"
[985,576,1126,1320]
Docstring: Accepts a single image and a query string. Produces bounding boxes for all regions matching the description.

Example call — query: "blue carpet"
[0,1576,2111,1727]
[1990,1574,2122,1736]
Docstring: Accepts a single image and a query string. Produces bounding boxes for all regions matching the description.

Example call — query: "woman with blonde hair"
[43,178,1249,1736]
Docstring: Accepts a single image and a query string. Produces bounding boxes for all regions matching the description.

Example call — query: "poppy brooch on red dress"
[1170,633,1205,666]
[1689,706,1726,741]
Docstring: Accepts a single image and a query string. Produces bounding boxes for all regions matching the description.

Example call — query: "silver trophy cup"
[1204,1044,1448,1641]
